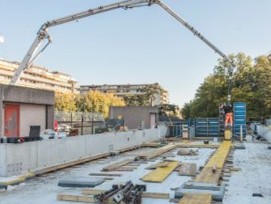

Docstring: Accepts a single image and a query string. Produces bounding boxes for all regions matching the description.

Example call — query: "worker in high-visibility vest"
[225,112,233,127]
[222,104,233,127]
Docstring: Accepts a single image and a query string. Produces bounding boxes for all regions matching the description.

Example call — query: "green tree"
[123,83,165,106]
[81,91,125,117]
[182,52,271,119]
[181,101,193,120]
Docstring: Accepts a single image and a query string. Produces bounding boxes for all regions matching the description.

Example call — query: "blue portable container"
[233,102,246,137]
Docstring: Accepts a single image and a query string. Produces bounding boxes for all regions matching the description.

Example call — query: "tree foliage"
[81,91,125,117]
[55,91,125,117]
[123,83,165,106]
[54,92,78,112]
[182,53,271,120]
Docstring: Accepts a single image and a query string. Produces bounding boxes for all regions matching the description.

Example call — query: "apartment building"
[80,83,169,106]
[0,59,79,93]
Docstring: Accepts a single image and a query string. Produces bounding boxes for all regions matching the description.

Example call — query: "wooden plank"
[89,173,122,177]
[82,189,106,195]
[195,141,231,184]
[35,153,109,176]
[141,142,162,148]
[141,161,179,182]
[145,161,171,170]
[113,167,136,171]
[137,144,177,160]
[82,189,169,199]
[178,163,197,176]
[142,192,170,199]
[178,193,212,204]
[195,167,222,184]
[102,159,134,171]
[205,141,231,169]
[57,194,95,203]
[122,163,141,166]
[177,144,220,149]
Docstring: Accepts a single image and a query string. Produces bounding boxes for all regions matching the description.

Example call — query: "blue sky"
[1,0,271,106]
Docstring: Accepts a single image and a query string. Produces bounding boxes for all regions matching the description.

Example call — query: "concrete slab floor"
[0,146,214,204]
[0,139,270,204]
[223,136,271,204]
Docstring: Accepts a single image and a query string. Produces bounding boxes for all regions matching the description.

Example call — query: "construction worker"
[223,104,233,127]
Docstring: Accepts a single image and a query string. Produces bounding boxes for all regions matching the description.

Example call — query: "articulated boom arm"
[10,0,155,85]
[11,0,233,102]
[156,1,234,103]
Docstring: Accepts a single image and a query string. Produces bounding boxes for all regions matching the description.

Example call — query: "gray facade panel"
[0,85,54,105]
[109,106,158,129]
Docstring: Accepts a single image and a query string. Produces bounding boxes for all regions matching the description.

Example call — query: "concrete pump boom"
[11,0,233,102]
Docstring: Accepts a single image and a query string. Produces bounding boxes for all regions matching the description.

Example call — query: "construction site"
[1,0,271,204]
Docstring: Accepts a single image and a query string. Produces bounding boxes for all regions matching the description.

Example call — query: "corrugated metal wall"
[195,118,220,137]
[233,102,246,137]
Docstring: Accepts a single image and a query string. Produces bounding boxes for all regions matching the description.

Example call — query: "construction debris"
[178,163,197,176]
[94,181,145,204]
[177,148,199,156]
[82,189,169,199]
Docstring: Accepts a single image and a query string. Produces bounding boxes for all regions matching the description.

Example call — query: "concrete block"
[58,177,105,188]
[174,181,226,201]
[234,144,246,150]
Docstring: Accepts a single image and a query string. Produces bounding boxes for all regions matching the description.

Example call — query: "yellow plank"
[195,167,222,184]
[141,161,179,182]
[179,194,212,204]
[195,141,231,184]
[205,141,231,168]
[137,143,177,160]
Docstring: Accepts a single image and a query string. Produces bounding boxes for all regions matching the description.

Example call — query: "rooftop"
[0,136,270,204]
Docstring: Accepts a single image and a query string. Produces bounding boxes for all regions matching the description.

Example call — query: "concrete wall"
[256,125,271,143]
[110,106,158,129]
[20,104,46,137]
[0,126,167,177]
[0,85,54,136]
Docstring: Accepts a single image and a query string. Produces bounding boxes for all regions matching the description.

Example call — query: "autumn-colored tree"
[54,92,78,112]
[80,91,125,117]
[55,91,125,117]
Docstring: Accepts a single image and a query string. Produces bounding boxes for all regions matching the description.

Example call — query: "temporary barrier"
[166,122,188,137]
[195,118,220,137]
[233,102,246,137]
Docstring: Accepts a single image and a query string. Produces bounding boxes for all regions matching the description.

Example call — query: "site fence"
[54,111,105,135]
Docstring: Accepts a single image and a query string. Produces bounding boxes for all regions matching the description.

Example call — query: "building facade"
[0,59,79,93]
[80,83,169,106]
[109,106,159,129]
